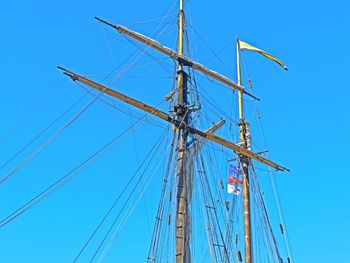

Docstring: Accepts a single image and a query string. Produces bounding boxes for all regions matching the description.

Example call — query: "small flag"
[228,176,243,185]
[227,184,242,195]
[238,40,288,71]
[229,164,235,174]
[229,165,242,175]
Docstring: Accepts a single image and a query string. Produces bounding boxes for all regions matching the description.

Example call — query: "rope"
[253,101,294,262]
[0,93,89,171]
[0,85,62,145]
[0,95,99,185]
[90,129,170,262]
[0,122,133,229]
[0,100,166,229]
[72,128,169,262]
[147,134,176,262]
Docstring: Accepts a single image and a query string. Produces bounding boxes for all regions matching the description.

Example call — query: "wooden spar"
[203,119,225,134]
[175,0,189,262]
[236,38,253,263]
[94,17,260,101]
[57,67,289,172]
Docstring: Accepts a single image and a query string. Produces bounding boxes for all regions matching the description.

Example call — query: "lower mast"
[175,0,190,262]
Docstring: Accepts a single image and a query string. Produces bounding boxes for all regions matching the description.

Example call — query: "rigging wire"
[0,101,166,229]
[75,82,169,131]
[147,134,177,262]
[0,92,89,171]
[188,24,231,75]
[236,46,293,262]
[0,86,62,145]
[250,162,282,262]
[119,34,174,76]
[96,154,167,263]
[0,94,100,185]
[103,2,178,88]
[198,150,233,263]
[116,18,177,79]
[91,129,170,263]
[252,99,294,262]
[0,21,155,185]
[72,128,169,262]
[132,127,152,240]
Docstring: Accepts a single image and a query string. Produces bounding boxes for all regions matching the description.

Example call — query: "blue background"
[1,0,349,262]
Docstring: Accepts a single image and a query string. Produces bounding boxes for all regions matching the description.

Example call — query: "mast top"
[180,0,184,11]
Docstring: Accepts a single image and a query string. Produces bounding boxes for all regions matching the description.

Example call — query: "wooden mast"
[56,6,291,261]
[236,39,253,263]
[175,0,190,262]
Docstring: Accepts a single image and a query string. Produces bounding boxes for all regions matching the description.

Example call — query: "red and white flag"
[228,176,242,185]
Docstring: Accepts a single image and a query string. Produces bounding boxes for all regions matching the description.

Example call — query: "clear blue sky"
[1,0,349,262]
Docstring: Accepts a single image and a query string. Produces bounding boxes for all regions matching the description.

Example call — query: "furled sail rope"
[0,100,166,229]
[92,130,172,263]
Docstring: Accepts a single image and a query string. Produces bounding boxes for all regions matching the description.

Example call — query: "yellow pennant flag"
[238,40,288,71]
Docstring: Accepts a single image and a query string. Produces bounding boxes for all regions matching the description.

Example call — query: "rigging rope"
[147,134,177,262]
[90,129,170,263]
[0,94,100,185]
[72,128,169,262]
[0,85,62,145]
[0,101,165,229]
[253,101,294,262]
[105,2,178,88]
[0,93,89,171]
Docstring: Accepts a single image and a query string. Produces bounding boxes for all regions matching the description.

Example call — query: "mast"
[58,12,290,262]
[175,0,190,262]
[236,39,253,263]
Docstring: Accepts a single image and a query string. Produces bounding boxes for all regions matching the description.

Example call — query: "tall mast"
[59,13,290,262]
[236,38,253,263]
[175,0,190,262]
